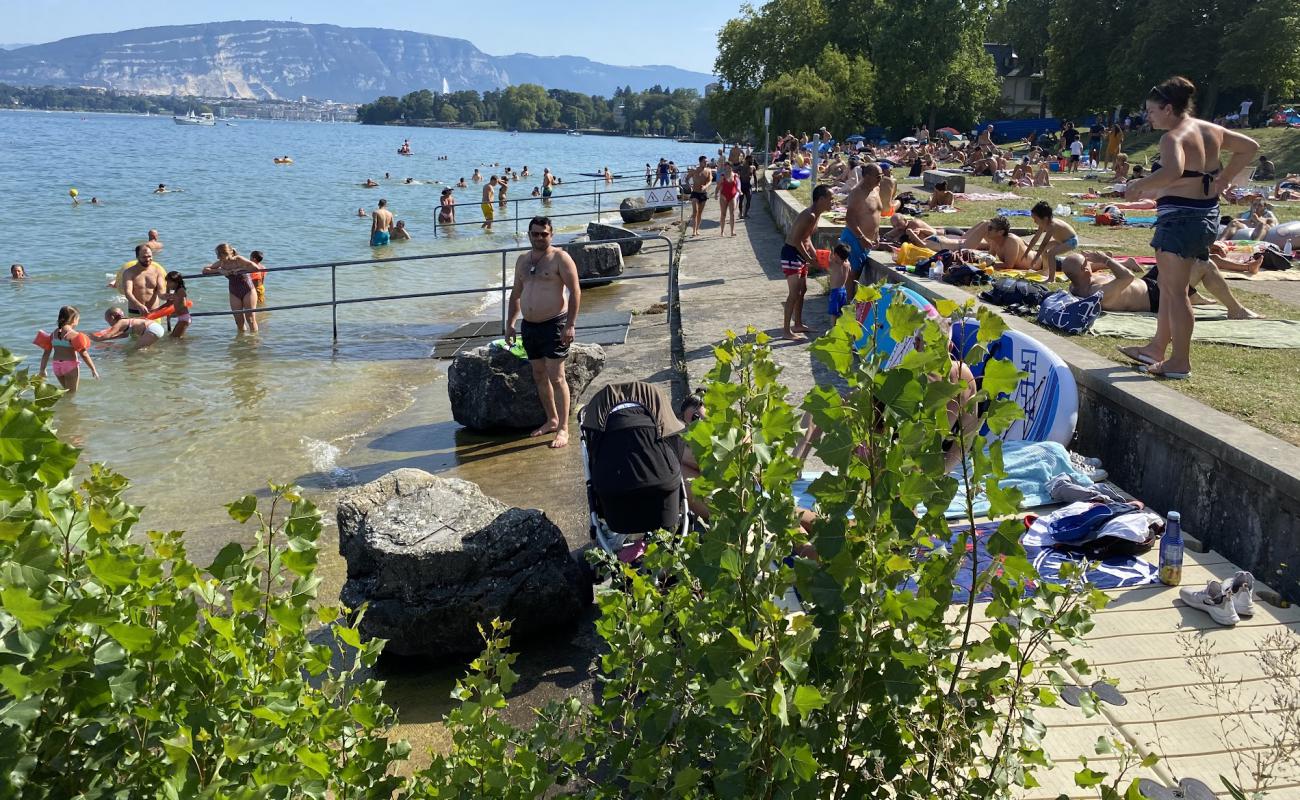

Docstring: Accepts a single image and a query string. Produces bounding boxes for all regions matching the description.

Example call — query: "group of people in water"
[32,229,273,393]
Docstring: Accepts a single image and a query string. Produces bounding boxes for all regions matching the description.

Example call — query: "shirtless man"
[928,181,955,208]
[1061,252,1256,320]
[883,213,939,247]
[877,164,897,215]
[688,156,713,236]
[370,199,393,246]
[505,216,582,449]
[838,162,883,303]
[120,244,166,315]
[145,229,163,252]
[781,184,834,341]
[935,216,1031,270]
[542,168,556,200]
[481,176,498,230]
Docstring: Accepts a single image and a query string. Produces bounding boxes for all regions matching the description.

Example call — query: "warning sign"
[644,186,681,206]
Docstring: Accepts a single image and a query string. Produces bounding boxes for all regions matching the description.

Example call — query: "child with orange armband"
[36,305,99,392]
[159,271,192,337]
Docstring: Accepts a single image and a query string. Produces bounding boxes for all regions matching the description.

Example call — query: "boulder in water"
[446,342,605,431]
[565,241,624,281]
[338,468,591,658]
[619,196,655,224]
[586,221,643,256]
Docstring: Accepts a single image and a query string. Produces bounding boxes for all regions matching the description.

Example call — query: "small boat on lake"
[173,111,216,126]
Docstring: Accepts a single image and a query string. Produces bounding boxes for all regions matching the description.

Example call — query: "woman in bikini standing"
[1120,76,1258,379]
[202,243,260,333]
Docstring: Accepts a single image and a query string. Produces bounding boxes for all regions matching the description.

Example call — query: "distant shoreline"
[371,119,718,144]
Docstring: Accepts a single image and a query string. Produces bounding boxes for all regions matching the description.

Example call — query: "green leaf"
[1074,767,1107,787]
[207,541,244,579]
[791,685,825,719]
[225,494,258,524]
[296,744,330,777]
[727,627,758,652]
[0,587,65,628]
[982,358,1025,400]
[106,622,154,653]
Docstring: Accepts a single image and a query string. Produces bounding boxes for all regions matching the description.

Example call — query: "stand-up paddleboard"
[950,318,1077,446]
[854,285,938,368]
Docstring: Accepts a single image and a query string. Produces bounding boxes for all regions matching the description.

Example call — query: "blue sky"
[0,0,737,73]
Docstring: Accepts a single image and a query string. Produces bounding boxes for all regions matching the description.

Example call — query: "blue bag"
[1037,289,1102,335]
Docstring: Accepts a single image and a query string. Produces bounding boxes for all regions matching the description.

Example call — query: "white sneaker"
[1220,571,1256,617]
[1179,581,1240,626]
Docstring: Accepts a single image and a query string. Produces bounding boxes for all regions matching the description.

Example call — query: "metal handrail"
[430,182,686,237]
[182,234,677,345]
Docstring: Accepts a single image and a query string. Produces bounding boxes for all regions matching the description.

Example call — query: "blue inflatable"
[853,285,938,367]
[950,318,1078,445]
[791,167,811,180]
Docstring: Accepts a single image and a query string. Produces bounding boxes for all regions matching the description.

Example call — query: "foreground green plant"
[0,350,408,797]
[404,291,1126,798]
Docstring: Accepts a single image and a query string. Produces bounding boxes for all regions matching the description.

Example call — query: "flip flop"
[1140,364,1192,380]
[1117,346,1156,366]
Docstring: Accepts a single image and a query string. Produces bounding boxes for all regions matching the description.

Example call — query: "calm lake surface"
[1,110,704,537]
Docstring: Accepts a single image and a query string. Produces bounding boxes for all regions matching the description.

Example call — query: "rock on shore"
[338,468,591,658]
[586,221,643,257]
[619,196,655,224]
[564,241,624,281]
[447,342,605,431]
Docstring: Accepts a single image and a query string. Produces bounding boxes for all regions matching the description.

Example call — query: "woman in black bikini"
[202,243,260,333]
[1120,76,1258,380]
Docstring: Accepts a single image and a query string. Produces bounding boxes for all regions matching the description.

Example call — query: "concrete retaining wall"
[864,256,1300,603]
[765,182,843,250]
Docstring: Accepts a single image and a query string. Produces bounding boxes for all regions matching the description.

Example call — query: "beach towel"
[1090,306,1300,347]
[902,521,1159,603]
[1221,267,1300,281]
[956,191,1022,202]
[997,208,1032,217]
[945,440,1092,519]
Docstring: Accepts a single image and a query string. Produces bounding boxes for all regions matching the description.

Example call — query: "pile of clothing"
[1024,499,1165,560]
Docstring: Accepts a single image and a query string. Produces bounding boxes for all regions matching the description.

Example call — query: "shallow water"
[1,110,702,539]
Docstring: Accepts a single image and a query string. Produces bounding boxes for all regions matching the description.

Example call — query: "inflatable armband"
[145,299,194,320]
[33,330,51,351]
[34,330,89,352]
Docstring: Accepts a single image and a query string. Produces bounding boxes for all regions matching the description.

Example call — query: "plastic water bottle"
[1159,511,1183,586]
[1284,240,1294,257]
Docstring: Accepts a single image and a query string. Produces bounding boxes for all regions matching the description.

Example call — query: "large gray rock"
[338,468,591,658]
[565,241,624,281]
[586,221,643,256]
[619,196,655,224]
[923,169,966,193]
[447,342,605,431]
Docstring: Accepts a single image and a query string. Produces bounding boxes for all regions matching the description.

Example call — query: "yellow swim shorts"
[481,202,494,221]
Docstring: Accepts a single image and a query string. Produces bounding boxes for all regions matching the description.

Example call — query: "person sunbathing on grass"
[1207,241,1265,275]
[1060,252,1257,320]
[932,216,1031,271]
[882,213,940,247]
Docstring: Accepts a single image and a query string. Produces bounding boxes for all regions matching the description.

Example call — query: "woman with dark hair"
[1119,76,1259,379]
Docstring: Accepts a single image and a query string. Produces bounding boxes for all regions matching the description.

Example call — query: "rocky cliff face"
[0,21,714,101]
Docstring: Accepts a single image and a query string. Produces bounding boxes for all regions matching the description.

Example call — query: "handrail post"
[514,198,519,237]
[331,264,338,345]
[500,251,508,334]
[597,192,601,221]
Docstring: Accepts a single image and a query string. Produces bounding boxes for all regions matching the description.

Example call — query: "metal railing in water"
[179,234,678,345]
[430,181,686,238]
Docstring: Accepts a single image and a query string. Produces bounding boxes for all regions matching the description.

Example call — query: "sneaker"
[1179,581,1240,626]
[1221,571,1256,617]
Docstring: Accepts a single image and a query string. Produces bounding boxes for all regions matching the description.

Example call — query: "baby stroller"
[578,381,691,565]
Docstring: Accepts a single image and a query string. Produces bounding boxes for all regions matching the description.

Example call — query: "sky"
[0,0,738,73]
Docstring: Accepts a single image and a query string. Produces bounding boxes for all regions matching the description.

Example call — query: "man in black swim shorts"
[506,216,582,448]
[687,155,713,237]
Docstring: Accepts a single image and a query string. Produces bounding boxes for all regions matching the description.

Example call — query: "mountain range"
[0,21,715,102]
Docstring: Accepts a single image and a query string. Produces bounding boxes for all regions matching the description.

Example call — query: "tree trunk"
[1200,81,1219,120]
[928,104,937,133]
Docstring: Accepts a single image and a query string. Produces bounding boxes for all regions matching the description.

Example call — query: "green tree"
[402,88,436,120]
[759,66,836,136]
[1219,0,1300,108]
[818,44,876,137]
[437,102,459,123]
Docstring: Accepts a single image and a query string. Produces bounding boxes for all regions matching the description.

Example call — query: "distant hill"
[0,43,34,50]
[0,21,715,102]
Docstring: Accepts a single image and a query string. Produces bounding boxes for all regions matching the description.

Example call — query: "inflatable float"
[145,299,194,320]
[950,318,1078,445]
[33,330,90,352]
[854,284,938,367]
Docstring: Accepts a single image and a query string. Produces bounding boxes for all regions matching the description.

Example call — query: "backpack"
[1036,289,1103,335]
[1260,246,1292,271]
[943,263,990,286]
[979,277,1052,312]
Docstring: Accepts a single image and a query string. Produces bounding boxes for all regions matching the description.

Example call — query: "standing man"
[120,244,166,315]
[1088,118,1105,165]
[838,162,883,304]
[371,199,393,246]
[780,184,834,341]
[506,216,581,449]
[657,158,670,187]
[688,155,713,237]
[481,175,498,230]
[145,229,164,253]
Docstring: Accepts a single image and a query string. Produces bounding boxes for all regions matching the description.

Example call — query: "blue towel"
[997,208,1032,217]
[944,440,1092,519]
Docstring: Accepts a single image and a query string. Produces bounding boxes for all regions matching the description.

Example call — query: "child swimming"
[161,271,191,337]
[38,305,99,391]
[90,308,165,349]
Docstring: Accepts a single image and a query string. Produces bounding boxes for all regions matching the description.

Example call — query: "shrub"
[0,350,408,797]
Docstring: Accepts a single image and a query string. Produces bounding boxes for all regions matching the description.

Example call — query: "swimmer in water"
[363,179,379,188]
[404,177,416,184]
[10,264,26,279]
[472,169,482,183]
[91,307,164,350]
[384,172,390,180]
[160,271,192,338]
[90,197,101,205]
[521,166,531,177]
[202,243,260,333]
[392,220,411,241]
[357,207,368,217]
[40,306,99,391]
[457,177,468,188]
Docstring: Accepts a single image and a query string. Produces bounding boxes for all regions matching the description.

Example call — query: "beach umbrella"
[938,127,961,140]
[900,136,918,144]
[845,134,866,142]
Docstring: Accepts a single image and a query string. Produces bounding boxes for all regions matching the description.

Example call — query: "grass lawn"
[781,131,1300,445]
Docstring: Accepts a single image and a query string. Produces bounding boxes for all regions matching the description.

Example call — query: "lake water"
[0,110,704,539]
